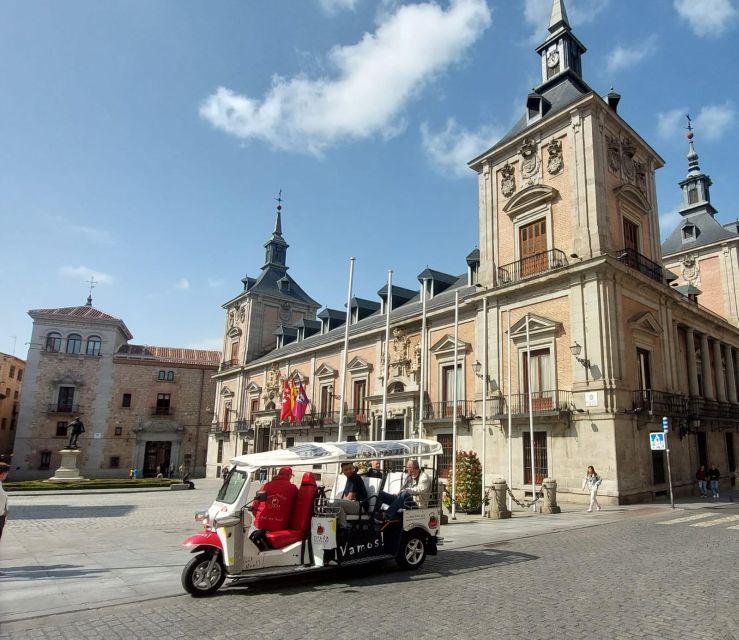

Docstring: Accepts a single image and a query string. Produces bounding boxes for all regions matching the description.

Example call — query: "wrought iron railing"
[496,249,568,287]
[47,403,80,414]
[632,389,689,417]
[209,422,230,434]
[616,248,663,284]
[484,390,572,417]
[151,406,174,416]
[342,412,371,426]
[219,359,240,372]
[692,399,739,421]
[423,401,476,421]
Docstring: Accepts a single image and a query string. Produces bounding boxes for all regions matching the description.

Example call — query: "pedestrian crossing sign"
[650,432,666,450]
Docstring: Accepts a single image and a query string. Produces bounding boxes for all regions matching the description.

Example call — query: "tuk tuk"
[181,438,443,596]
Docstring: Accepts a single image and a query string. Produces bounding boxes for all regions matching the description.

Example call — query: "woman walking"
[582,465,602,512]
[696,465,708,498]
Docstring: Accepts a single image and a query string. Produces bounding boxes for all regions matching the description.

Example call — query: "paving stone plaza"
[0,481,736,639]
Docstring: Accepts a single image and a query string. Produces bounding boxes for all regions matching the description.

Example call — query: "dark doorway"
[726,433,736,473]
[523,431,548,486]
[144,441,171,477]
[257,427,270,453]
[696,431,708,469]
[652,450,666,486]
[384,419,405,471]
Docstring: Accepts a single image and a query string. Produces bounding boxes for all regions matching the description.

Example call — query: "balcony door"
[623,218,639,255]
[57,386,75,412]
[352,379,367,421]
[522,348,552,410]
[519,219,547,276]
[442,364,463,417]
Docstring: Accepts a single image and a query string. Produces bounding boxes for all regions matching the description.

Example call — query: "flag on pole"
[293,383,309,421]
[279,380,291,421]
[289,381,298,422]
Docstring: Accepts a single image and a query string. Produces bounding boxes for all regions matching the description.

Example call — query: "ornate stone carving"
[381,328,420,381]
[228,308,236,328]
[238,305,246,323]
[547,138,563,175]
[633,160,647,192]
[606,135,621,173]
[279,302,291,323]
[500,162,516,198]
[519,137,539,184]
[263,363,283,404]
[682,254,701,286]
[621,137,636,181]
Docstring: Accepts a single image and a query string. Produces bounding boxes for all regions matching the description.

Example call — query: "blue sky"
[2,0,738,357]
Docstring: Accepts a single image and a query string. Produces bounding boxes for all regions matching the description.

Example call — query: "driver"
[250,466,298,549]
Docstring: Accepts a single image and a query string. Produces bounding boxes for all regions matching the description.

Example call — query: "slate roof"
[247,275,473,369]
[248,266,320,307]
[116,344,221,366]
[661,212,739,256]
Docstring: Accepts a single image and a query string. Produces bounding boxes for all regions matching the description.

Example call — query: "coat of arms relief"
[381,328,421,381]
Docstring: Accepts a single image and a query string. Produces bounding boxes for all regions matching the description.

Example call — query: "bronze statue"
[66,417,85,449]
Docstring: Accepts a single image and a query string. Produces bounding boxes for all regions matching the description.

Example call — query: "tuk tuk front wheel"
[396,533,427,570]
[182,552,226,596]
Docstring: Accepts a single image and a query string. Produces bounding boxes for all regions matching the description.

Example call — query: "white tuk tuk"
[181,438,443,596]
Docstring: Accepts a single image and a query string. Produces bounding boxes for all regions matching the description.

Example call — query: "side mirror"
[255,490,268,502]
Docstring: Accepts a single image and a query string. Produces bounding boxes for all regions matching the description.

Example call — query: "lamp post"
[570,342,590,368]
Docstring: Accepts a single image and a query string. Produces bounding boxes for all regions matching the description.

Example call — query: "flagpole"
[526,312,536,511]
[451,290,459,521]
[480,295,487,517]
[337,257,355,443]
[418,278,428,439]
[507,309,513,511]
[381,270,393,441]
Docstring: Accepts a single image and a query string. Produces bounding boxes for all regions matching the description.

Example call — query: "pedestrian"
[695,465,708,498]
[221,465,229,481]
[582,465,602,512]
[708,464,720,499]
[0,462,10,541]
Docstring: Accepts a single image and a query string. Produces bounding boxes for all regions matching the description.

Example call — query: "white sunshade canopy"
[230,438,442,471]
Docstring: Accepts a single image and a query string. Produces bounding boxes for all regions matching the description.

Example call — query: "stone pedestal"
[48,449,85,482]
[486,478,512,519]
[541,477,561,514]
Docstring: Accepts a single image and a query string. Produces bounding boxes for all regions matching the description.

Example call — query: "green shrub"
[442,449,482,512]
[5,478,179,492]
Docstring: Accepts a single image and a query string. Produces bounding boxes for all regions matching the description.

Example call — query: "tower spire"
[262,191,289,271]
[678,116,714,216]
[536,0,585,86]
[549,0,570,33]
[273,189,283,236]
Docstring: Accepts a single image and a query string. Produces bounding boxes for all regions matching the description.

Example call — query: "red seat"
[265,473,318,550]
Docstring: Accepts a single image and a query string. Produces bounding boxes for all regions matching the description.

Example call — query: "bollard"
[487,478,512,519]
[541,477,561,514]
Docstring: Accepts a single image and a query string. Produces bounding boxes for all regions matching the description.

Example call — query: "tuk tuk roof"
[230,438,443,470]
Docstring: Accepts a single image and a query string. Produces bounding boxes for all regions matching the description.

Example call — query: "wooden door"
[519,219,547,276]
[623,218,639,253]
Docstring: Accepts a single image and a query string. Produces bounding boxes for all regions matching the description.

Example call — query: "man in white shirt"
[375,459,431,522]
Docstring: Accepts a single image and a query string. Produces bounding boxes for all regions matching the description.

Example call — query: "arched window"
[45,332,62,352]
[388,381,405,393]
[66,334,82,354]
[86,336,102,356]
[166,371,175,381]
[158,370,166,380]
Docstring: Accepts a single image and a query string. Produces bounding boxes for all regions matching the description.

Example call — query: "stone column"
[541,478,561,514]
[701,333,715,400]
[713,340,727,402]
[686,328,700,397]
[487,477,512,519]
[726,344,738,404]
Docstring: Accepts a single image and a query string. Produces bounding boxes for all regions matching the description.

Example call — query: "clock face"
[546,51,560,68]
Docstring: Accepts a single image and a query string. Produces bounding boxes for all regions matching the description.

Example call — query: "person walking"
[708,464,720,500]
[582,465,602,512]
[0,462,10,541]
[696,465,708,498]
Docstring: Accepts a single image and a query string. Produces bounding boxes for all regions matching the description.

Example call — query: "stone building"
[207,0,737,503]
[0,353,25,461]
[13,300,219,479]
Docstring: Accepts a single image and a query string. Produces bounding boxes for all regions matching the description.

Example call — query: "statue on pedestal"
[66,417,85,449]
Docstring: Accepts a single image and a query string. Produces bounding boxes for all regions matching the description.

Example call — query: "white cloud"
[174,278,191,291]
[184,337,224,351]
[695,103,736,140]
[70,225,115,245]
[674,0,737,38]
[605,35,658,73]
[523,0,609,42]
[207,277,225,289]
[657,103,736,141]
[319,0,360,14]
[420,118,502,177]
[200,0,492,155]
[59,265,113,284]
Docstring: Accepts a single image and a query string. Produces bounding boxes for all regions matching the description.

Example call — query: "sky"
[1,0,738,358]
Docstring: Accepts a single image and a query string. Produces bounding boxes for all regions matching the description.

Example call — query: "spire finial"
[549,0,570,33]
[85,276,97,307]
[685,114,701,176]
[273,189,283,236]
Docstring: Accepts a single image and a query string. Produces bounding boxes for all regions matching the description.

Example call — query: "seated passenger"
[250,466,298,549]
[363,460,383,479]
[337,461,368,515]
[374,459,431,522]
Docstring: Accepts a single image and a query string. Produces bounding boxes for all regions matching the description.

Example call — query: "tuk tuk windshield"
[216,468,249,504]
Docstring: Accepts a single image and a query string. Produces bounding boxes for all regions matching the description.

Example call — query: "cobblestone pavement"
[1,492,736,640]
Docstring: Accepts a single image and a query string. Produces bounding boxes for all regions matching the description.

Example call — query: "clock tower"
[535,0,586,85]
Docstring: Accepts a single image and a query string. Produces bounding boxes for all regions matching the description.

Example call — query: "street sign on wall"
[650,432,666,450]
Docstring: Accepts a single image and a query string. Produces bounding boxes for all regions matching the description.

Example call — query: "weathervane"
[86,276,97,306]
[686,114,693,139]
[275,189,283,210]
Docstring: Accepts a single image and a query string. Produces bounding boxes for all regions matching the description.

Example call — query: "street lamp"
[570,342,590,368]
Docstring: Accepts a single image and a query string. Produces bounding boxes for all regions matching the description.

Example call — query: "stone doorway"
[144,441,171,477]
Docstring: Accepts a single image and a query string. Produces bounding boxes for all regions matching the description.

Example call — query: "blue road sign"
[662,416,669,432]
[650,432,666,450]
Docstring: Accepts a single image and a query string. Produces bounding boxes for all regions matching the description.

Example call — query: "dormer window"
[682,222,698,243]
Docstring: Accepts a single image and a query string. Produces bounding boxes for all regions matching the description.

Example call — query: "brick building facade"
[0,353,24,461]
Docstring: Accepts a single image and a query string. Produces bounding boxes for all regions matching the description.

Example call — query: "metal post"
[451,290,459,520]
[418,278,428,439]
[507,310,512,511]
[664,417,675,509]
[381,270,393,441]
[526,313,536,511]
[481,296,487,517]
[336,257,355,442]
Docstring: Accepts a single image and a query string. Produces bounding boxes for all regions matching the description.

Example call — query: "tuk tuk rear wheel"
[396,533,427,570]
[182,552,226,596]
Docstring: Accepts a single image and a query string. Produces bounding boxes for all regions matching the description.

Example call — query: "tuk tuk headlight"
[195,510,207,523]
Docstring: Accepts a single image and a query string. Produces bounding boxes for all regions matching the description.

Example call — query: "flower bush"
[442,449,482,512]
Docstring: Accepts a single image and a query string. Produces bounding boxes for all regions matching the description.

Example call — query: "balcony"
[233,420,253,433]
[219,359,240,372]
[342,412,371,426]
[616,248,663,284]
[151,406,174,416]
[47,404,80,415]
[485,390,572,418]
[691,399,739,422]
[209,422,230,435]
[632,389,689,418]
[423,401,477,421]
[496,249,568,287]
